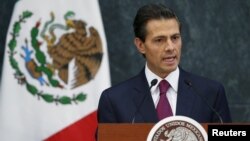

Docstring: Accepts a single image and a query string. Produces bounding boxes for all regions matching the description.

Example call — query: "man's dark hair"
[133,4,181,42]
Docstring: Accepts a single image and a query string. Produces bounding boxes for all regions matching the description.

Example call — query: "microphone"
[149,79,158,89]
[132,79,158,123]
[184,79,223,123]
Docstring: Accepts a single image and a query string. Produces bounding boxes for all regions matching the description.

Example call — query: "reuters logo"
[147,116,207,141]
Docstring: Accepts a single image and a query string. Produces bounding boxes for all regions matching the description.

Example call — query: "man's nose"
[164,40,174,51]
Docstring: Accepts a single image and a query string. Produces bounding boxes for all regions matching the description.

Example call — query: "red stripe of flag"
[45,111,97,141]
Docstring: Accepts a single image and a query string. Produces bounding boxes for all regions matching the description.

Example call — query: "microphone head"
[151,79,158,87]
[184,79,192,87]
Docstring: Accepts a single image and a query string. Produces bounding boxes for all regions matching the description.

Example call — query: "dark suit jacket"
[97,67,232,123]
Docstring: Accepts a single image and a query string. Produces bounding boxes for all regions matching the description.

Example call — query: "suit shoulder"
[101,74,141,97]
[183,70,224,88]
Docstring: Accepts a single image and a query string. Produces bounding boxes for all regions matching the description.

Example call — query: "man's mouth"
[163,56,176,63]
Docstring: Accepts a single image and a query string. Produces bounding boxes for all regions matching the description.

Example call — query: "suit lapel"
[132,70,158,123]
[176,68,196,117]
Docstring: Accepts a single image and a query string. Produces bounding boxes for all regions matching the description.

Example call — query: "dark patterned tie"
[156,80,173,120]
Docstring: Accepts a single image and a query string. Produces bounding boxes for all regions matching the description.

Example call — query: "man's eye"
[156,39,162,42]
[171,35,180,42]
[172,36,178,40]
[154,38,165,43]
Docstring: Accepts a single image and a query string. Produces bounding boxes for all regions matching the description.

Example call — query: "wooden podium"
[98,123,208,141]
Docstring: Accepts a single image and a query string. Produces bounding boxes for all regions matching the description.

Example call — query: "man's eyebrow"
[172,33,181,36]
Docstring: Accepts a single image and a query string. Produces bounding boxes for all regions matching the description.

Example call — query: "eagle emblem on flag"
[7,11,103,105]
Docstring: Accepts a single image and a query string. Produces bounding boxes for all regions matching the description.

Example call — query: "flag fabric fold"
[0,0,110,140]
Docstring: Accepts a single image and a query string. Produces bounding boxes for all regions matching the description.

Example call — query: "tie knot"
[159,80,170,95]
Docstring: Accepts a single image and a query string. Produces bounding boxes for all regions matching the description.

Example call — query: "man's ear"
[134,37,146,54]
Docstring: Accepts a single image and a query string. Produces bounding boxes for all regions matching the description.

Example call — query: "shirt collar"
[145,63,179,93]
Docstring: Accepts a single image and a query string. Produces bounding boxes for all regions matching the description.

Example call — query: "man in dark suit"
[97,4,231,123]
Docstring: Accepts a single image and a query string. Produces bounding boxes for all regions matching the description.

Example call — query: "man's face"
[135,18,182,78]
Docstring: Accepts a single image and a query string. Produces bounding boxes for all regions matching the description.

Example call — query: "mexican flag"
[0,0,111,141]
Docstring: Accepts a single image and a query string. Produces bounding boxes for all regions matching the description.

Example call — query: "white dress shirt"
[145,63,179,115]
